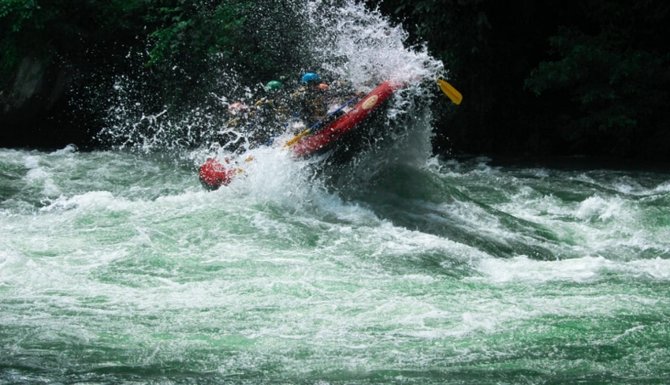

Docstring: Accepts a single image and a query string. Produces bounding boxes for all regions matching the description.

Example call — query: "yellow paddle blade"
[284,128,311,148]
[437,78,463,105]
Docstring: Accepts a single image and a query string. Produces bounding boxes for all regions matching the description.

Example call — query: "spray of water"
[96,0,447,190]
[306,1,443,87]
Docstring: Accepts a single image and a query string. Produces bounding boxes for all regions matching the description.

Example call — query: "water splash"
[97,0,445,185]
[306,0,443,87]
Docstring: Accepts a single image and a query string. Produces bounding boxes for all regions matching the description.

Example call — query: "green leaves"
[526,21,669,134]
[521,1,670,156]
[0,0,35,31]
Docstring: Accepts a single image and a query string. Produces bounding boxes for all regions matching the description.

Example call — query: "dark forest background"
[2,0,669,161]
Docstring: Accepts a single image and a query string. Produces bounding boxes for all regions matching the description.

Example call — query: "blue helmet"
[301,72,321,84]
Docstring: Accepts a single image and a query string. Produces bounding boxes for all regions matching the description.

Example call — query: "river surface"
[1,146,669,384]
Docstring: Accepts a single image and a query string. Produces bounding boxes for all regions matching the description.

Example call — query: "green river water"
[1,146,669,384]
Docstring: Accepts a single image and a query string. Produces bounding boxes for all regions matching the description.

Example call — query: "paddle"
[285,96,359,147]
[286,80,461,148]
[437,78,463,105]
[285,128,311,147]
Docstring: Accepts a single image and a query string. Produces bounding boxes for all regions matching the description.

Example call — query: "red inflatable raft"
[198,158,237,189]
[199,80,402,189]
[291,80,402,157]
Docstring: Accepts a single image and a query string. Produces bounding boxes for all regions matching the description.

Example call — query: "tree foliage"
[0,0,146,80]
[1,0,313,130]
[138,0,312,109]
[524,1,670,156]
[2,0,670,158]
[369,0,670,159]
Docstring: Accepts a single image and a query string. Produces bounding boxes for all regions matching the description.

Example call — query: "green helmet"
[265,80,282,91]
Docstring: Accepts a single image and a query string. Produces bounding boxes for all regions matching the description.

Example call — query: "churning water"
[2,1,670,384]
[2,147,669,384]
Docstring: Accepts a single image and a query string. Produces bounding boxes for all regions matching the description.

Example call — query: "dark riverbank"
[2,1,669,161]
[461,154,670,174]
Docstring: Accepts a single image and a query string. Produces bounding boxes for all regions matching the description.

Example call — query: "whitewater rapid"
[1,147,669,384]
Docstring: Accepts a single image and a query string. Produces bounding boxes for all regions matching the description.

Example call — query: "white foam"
[52,144,78,155]
[475,255,670,284]
[575,195,628,222]
[40,191,121,212]
[653,180,670,193]
[24,158,61,197]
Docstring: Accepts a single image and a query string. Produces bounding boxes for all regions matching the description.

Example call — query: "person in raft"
[224,80,291,146]
[250,79,294,144]
[292,74,365,131]
[291,72,330,128]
